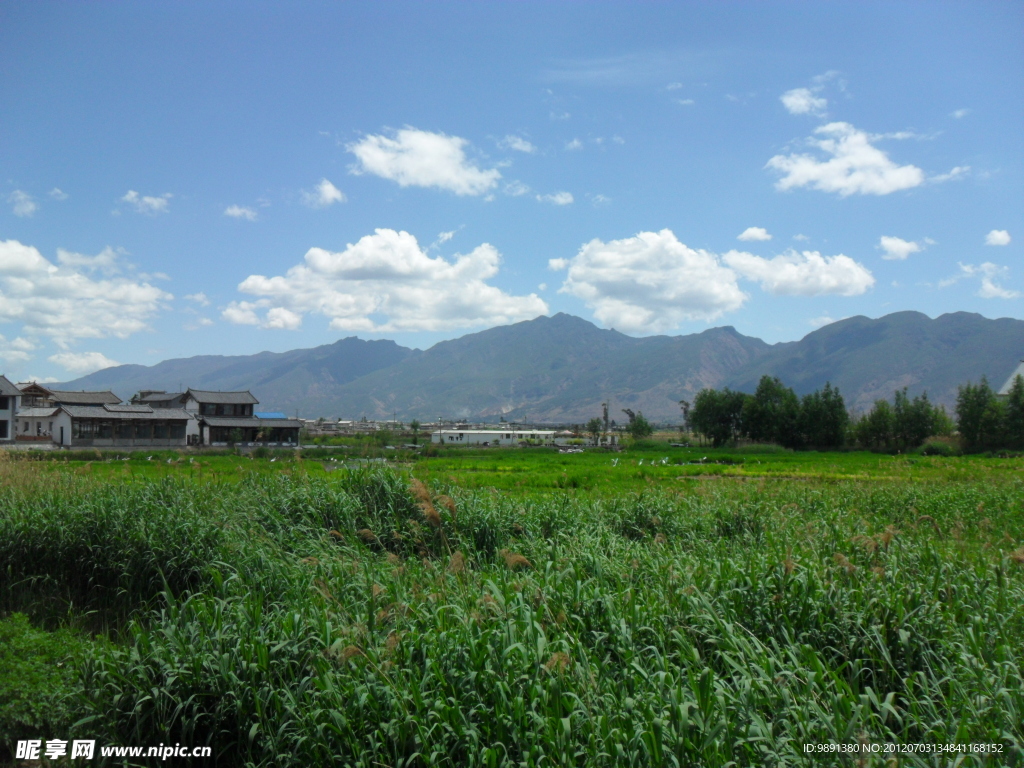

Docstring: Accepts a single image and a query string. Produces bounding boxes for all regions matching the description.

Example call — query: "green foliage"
[0,614,88,756]
[1004,374,1024,450]
[228,428,245,445]
[742,376,801,448]
[585,417,603,443]
[623,411,653,440]
[799,382,848,449]
[957,378,1005,452]
[2,459,1023,766]
[409,419,421,445]
[689,387,746,447]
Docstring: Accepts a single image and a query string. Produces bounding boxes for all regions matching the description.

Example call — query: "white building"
[431,428,575,446]
[0,375,19,443]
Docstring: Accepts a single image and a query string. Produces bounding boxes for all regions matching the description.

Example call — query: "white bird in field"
[661,457,668,465]
[611,458,619,466]
[270,457,277,462]
[638,458,644,466]
[166,458,172,464]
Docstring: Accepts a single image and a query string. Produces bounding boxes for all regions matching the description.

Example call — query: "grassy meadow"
[1,444,1023,766]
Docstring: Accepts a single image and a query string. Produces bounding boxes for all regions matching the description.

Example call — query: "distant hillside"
[59,337,416,415]
[58,311,1024,421]
[725,311,1024,412]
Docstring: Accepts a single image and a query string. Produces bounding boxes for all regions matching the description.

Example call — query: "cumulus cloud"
[184,292,210,306]
[121,190,172,215]
[49,188,69,201]
[9,190,37,218]
[943,262,1019,299]
[722,249,875,296]
[986,229,1011,246]
[225,228,546,333]
[565,138,583,151]
[301,179,346,209]
[878,236,922,261]
[0,239,171,346]
[766,122,924,196]
[951,108,970,119]
[737,227,772,242]
[498,135,536,153]
[347,128,500,196]
[537,191,574,206]
[928,166,970,184]
[224,204,258,221]
[780,87,827,116]
[549,229,747,333]
[0,334,35,363]
[48,351,120,375]
[504,180,531,197]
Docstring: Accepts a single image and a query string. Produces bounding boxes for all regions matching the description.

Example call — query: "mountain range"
[57,311,1024,422]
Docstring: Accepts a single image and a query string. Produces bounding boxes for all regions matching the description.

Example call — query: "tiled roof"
[62,406,192,421]
[15,407,61,418]
[49,390,121,405]
[104,404,155,413]
[0,375,20,397]
[135,392,185,403]
[201,417,302,428]
[186,389,259,405]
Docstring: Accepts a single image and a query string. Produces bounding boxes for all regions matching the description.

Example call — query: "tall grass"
[1,460,1022,766]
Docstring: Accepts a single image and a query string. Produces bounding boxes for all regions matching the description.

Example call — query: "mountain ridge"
[55,311,1024,421]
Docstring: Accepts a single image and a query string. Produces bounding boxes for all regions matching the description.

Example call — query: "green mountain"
[57,311,1024,422]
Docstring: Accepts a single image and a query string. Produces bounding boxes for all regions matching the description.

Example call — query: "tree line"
[684,374,1024,452]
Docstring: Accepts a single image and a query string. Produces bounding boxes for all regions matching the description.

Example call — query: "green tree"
[625,412,653,440]
[585,417,603,445]
[741,376,802,448]
[956,378,1004,452]
[799,382,848,449]
[853,400,895,451]
[409,419,421,445]
[1004,374,1024,450]
[892,388,941,451]
[690,388,747,447]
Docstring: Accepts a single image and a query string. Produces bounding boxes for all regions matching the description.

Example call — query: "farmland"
[2,445,1023,766]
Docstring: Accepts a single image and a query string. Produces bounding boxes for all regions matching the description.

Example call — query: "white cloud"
[986,229,1011,246]
[184,292,210,306]
[537,191,574,206]
[793,234,810,242]
[504,180,531,197]
[48,351,120,375]
[121,190,172,215]
[49,188,68,201]
[667,82,683,90]
[723,249,875,296]
[550,229,747,333]
[675,98,695,106]
[565,138,583,151]
[878,236,922,261]
[227,228,547,333]
[437,230,455,244]
[929,166,970,184]
[951,108,970,119]
[184,317,214,331]
[809,315,838,328]
[766,122,924,196]
[301,179,346,209]
[263,307,302,330]
[590,194,611,206]
[737,227,772,242]
[0,334,35,363]
[347,127,500,196]
[0,239,171,346]
[224,204,258,221]
[538,283,547,291]
[9,190,37,218]
[944,262,1018,299]
[498,135,536,153]
[780,87,827,116]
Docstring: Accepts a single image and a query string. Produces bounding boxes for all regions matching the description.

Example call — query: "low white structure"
[0,375,19,443]
[431,428,567,446]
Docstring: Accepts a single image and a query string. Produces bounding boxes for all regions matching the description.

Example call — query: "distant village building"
[0,375,20,443]
[431,428,580,446]
[0,383,301,449]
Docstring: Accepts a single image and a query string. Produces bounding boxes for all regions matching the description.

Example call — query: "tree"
[1004,374,1024,450]
[892,389,942,451]
[409,419,421,445]
[586,417,603,445]
[625,411,653,440]
[800,382,848,449]
[678,399,691,435]
[690,388,746,447]
[741,376,801,448]
[853,400,895,451]
[956,378,1004,451]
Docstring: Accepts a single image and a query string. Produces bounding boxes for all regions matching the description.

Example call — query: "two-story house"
[0,375,19,443]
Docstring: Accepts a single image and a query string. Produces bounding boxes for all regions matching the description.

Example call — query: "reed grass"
[0,459,1021,766]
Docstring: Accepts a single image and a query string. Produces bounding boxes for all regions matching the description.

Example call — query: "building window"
[0,421,7,438]
[169,423,186,439]
[0,396,8,410]
[116,421,133,439]
[135,422,152,439]
[154,422,169,439]
[97,421,113,439]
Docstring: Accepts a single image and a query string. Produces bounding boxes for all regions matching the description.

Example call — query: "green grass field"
[1,445,1023,766]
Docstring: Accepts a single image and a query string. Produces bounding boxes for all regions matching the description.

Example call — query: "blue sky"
[1,2,1021,381]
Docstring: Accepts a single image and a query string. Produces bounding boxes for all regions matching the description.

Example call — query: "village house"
[0,375,20,443]
[431,428,580,446]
